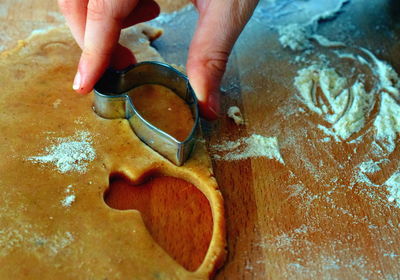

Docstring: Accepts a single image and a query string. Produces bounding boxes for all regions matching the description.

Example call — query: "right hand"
[187,0,259,119]
[58,0,160,93]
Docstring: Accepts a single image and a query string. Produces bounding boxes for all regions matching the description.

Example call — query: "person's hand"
[58,0,160,93]
[187,0,259,119]
[58,0,259,120]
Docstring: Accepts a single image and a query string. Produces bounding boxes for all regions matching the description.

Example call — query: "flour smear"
[61,184,76,208]
[28,131,96,174]
[211,134,284,164]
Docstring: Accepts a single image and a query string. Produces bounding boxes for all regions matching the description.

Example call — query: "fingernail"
[73,71,81,91]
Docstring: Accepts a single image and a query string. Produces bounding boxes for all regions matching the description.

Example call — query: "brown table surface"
[1,0,400,279]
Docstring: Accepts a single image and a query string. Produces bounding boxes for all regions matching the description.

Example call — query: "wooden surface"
[105,174,213,272]
[1,0,400,279]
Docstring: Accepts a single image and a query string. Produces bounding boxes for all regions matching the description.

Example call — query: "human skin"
[58,0,259,120]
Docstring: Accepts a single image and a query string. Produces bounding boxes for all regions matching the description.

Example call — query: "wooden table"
[1,0,400,279]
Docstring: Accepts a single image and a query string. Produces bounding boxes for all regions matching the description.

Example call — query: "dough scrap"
[0,25,225,279]
[227,106,245,125]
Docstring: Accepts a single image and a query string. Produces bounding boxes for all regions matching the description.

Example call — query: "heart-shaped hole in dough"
[104,173,213,271]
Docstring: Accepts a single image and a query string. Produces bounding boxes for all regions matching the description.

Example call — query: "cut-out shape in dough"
[128,84,195,142]
[105,173,213,271]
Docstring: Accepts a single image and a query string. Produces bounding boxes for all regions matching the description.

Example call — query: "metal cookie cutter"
[93,61,199,166]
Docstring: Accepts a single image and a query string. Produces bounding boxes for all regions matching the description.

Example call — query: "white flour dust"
[211,134,284,164]
[358,159,388,174]
[277,24,346,52]
[272,0,400,211]
[28,131,96,174]
[294,57,400,208]
[274,0,349,51]
[294,50,400,147]
[278,24,312,51]
[294,64,373,141]
[0,194,75,258]
[384,172,400,208]
[0,227,74,258]
[61,184,75,208]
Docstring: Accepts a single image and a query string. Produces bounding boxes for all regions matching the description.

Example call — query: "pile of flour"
[28,131,96,174]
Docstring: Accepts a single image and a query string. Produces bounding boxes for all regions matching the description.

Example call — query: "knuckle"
[203,50,229,76]
[57,0,75,14]
[87,0,108,21]
[87,0,128,22]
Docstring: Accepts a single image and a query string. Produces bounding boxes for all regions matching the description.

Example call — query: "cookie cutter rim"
[93,61,199,166]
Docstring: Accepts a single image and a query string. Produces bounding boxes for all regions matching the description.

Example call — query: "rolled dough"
[156,0,191,13]
[129,84,194,142]
[0,25,225,279]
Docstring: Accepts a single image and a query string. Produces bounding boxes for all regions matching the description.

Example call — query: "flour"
[362,49,400,153]
[294,65,348,117]
[362,48,400,95]
[61,185,75,207]
[275,0,348,52]
[278,25,345,52]
[384,172,400,208]
[277,1,400,145]
[0,223,74,257]
[278,24,312,51]
[52,98,62,109]
[333,81,373,140]
[373,92,400,153]
[28,131,96,174]
[353,158,400,207]
[282,0,400,147]
[310,34,346,48]
[294,65,372,140]
[294,57,400,144]
[293,44,400,208]
[47,231,74,256]
[320,137,331,143]
[227,106,245,125]
[211,134,284,164]
[354,171,380,188]
[249,0,400,276]
[358,159,388,174]
[61,195,75,207]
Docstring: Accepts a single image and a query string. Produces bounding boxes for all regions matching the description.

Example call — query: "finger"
[187,0,258,120]
[187,10,228,120]
[121,0,160,29]
[73,0,140,94]
[111,0,160,69]
[57,0,88,48]
[58,0,159,48]
[110,44,137,69]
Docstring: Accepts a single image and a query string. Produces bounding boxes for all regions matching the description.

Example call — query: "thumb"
[187,0,258,120]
